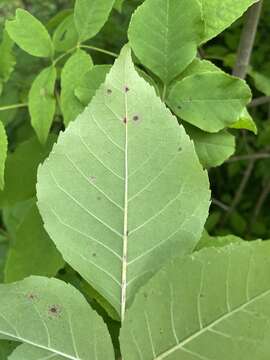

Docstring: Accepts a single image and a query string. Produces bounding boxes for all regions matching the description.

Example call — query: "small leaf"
[6,9,54,58]
[0,121,7,190]
[75,65,111,106]
[121,240,270,360]
[128,0,204,84]
[249,69,270,96]
[230,108,257,134]
[37,46,210,320]
[185,124,235,168]
[29,66,57,144]
[0,136,55,207]
[74,0,115,42]
[0,31,16,85]
[0,276,114,359]
[53,14,79,53]
[61,49,93,126]
[200,0,260,43]
[167,72,251,132]
[4,198,64,283]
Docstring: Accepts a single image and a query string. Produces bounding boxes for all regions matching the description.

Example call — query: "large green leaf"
[185,124,235,168]
[29,66,57,144]
[0,121,7,190]
[230,108,257,134]
[61,49,93,126]
[0,276,114,359]
[53,14,79,53]
[0,136,55,207]
[37,46,210,320]
[74,0,115,42]
[121,241,270,359]
[167,72,251,132]
[5,9,54,58]
[0,31,15,88]
[128,0,204,85]
[200,0,259,43]
[4,199,64,283]
[196,231,244,250]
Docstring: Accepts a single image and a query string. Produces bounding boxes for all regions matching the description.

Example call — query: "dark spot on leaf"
[123,117,127,124]
[90,176,97,183]
[200,293,204,298]
[133,115,139,122]
[48,305,61,317]
[143,292,148,299]
[178,146,182,152]
[92,253,96,257]
[107,89,112,95]
[177,105,182,109]
[124,86,129,93]
[97,196,101,201]
[126,230,129,236]
[27,293,38,301]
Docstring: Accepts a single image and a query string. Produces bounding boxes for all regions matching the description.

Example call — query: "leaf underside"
[37,46,210,320]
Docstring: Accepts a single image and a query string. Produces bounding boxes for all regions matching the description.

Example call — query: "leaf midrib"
[154,286,270,359]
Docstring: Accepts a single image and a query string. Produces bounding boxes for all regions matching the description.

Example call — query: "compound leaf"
[167,72,251,132]
[29,66,57,144]
[121,240,270,360]
[128,0,204,84]
[61,49,93,126]
[0,276,114,359]
[74,0,115,42]
[37,46,210,320]
[6,9,54,58]
[53,14,79,53]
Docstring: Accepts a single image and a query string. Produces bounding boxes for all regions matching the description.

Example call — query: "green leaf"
[167,72,251,132]
[200,0,260,43]
[175,58,220,82]
[121,240,270,360]
[5,9,54,58]
[75,65,111,106]
[53,14,79,53]
[0,121,7,190]
[230,108,257,134]
[29,66,57,144]
[61,49,93,126]
[0,136,55,207]
[196,231,244,250]
[0,339,18,359]
[185,124,235,168]
[128,0,204,85]
[4,199,64,283]
[0,31,16,86]
[0,276,114,359]
[37,46,210,320]
[249,69,270,96]
[74,0,115,42]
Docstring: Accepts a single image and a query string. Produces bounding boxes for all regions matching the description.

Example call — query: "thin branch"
[0,103,28,112]
[222,159,255,224]
[211,198,230,211]
[80,45,118,58]
[233,1,263,79]
[249,179,270,231]
[248,96,270,107]
[227,153,270,162]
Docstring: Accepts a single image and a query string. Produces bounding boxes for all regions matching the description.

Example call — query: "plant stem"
[233,0,263,79]
[248,96,270,107]
[0,103,28,112]
[80,45,118,58]
[53,46,78,66]
[227,153,270,162]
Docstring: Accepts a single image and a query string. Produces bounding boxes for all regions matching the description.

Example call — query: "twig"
[249,179,270,231]
[0,103,28,112]
[222,159,255,224]
[80,45,118,58]
[227,153,270,162]
[248,96,270,107]
[211,198,230,211]
[233,1,263,79]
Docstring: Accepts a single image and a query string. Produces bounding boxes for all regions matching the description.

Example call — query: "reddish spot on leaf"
[48,304,61,317]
